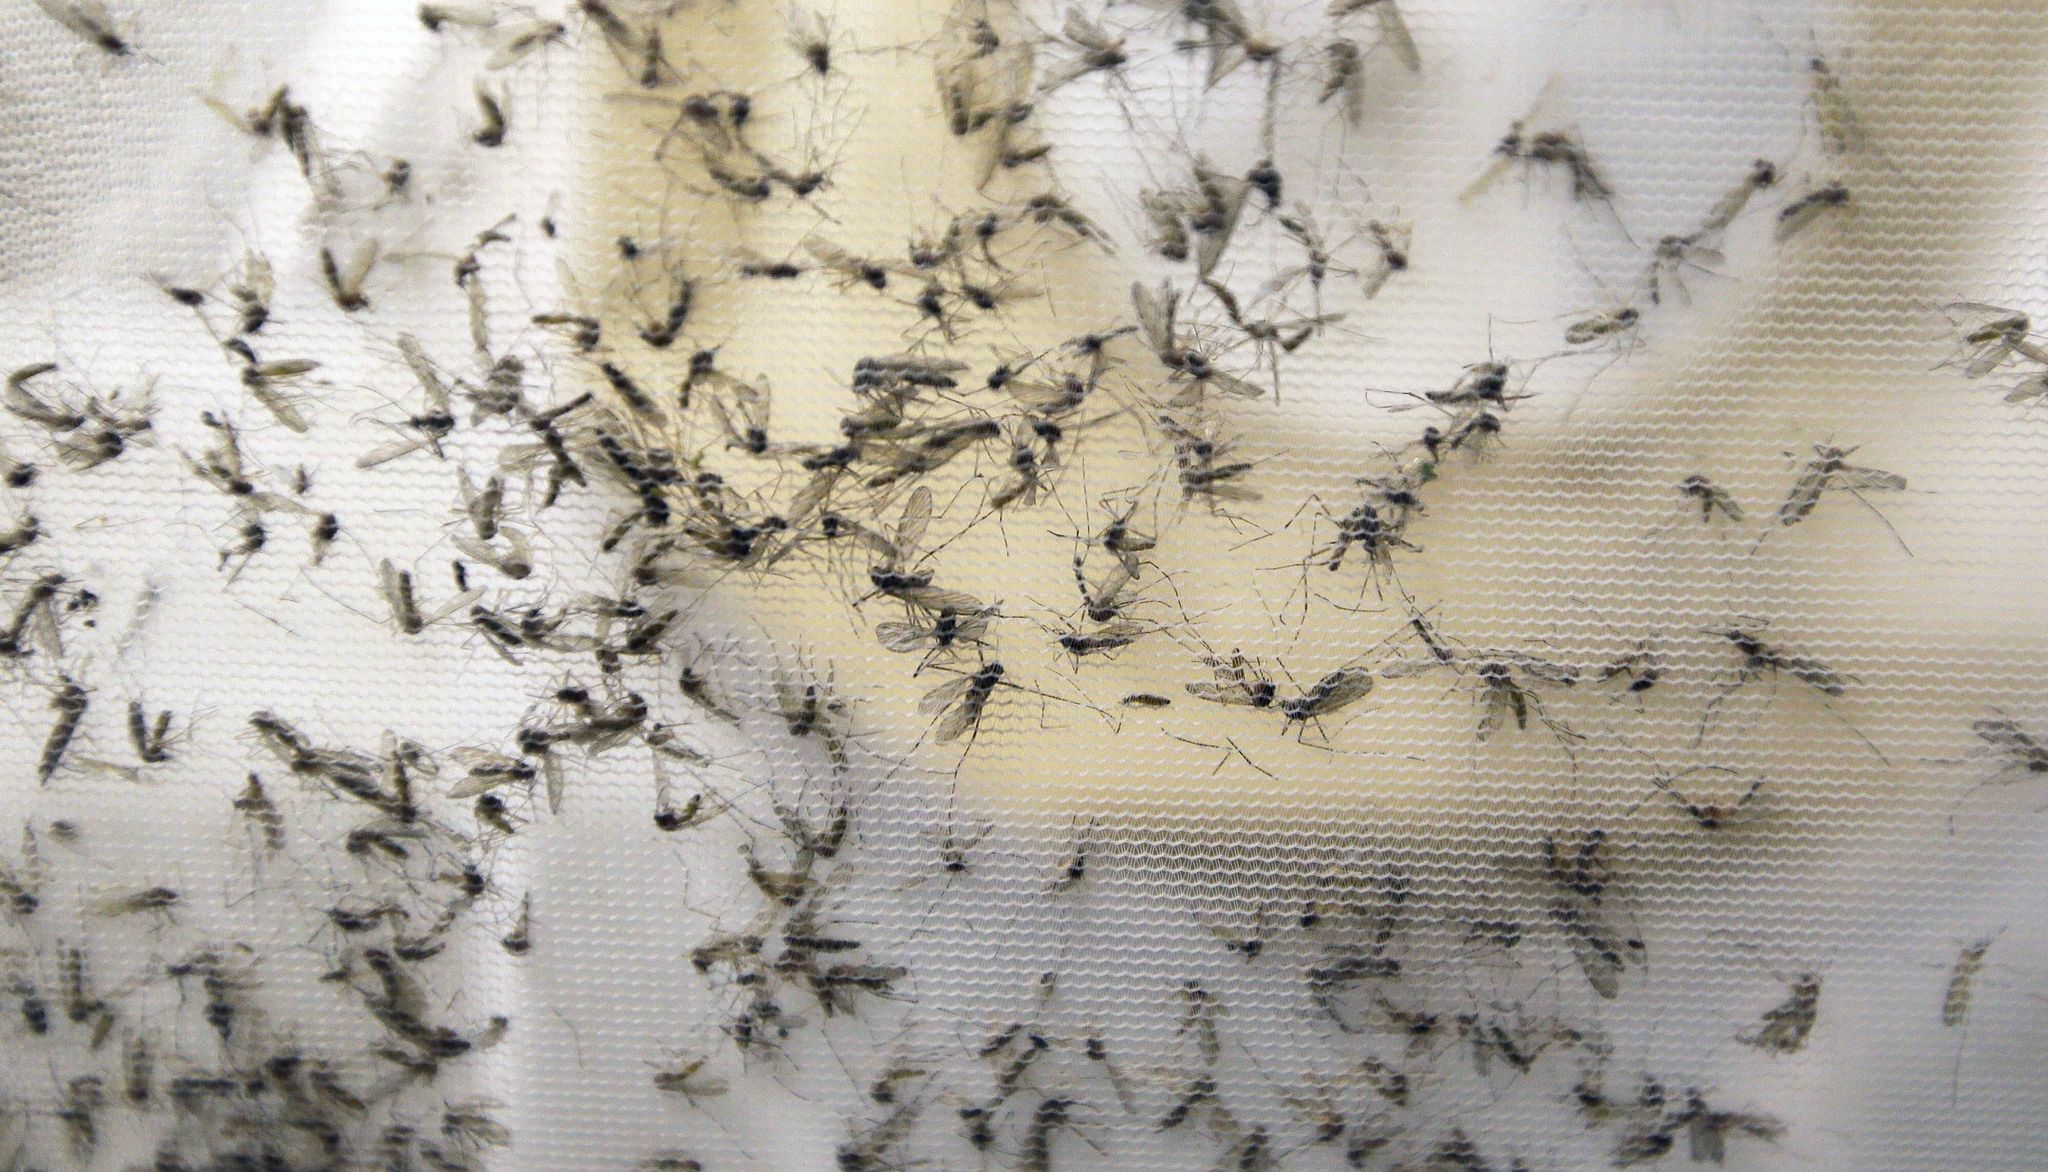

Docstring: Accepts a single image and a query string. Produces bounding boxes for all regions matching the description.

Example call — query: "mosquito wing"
[876,618,934,652]
[1372,1,1421,72]
[1198,366,1266,400]
[785,468,844,527]
[1475,686,1508,742]
[1565,924,1627,1000]
[2003,372,2048,403]
[1191,165,1249,277]
[1131,280,1179,359]
[1376,656,1446,680]
[1778,655,1848,697]
[1293,666,1375,716]
[1832,464,1906,493]
[897,585,985,615]
[1973,716,2044,760]
[892,485,934,563]
[1775,465,1828,524]
[1705,484,1744,521]
[1502,652,1579,688]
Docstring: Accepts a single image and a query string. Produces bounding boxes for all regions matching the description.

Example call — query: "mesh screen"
[0,0,2044,1168]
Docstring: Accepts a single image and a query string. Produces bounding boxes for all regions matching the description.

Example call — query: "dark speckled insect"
[1740,972,1821,1053]
[34,0,131,56]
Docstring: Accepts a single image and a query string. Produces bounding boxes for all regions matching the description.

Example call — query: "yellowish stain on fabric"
[570,0,2048,846]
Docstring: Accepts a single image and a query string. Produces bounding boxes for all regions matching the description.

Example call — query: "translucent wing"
[1476,687,1507,742]
[1458,154,1513,202]
[356,436,436,470]
[1376,656,1446,680]
[876,618,934,652]
[1779,656,1847,696]
[1503,652,1579,687]
[2003,372,2048,402]
[1191,165,1249,277]
[785,469,845,527]
[32,0,115,46]
[485,18,566,70]
[1704,484,1743,520]
[243,382,312,434]
[1292,666,1375,715]
[1373,2,1422,72]
[1973,716,2043,759]
[1197,367,1266,400]
[932,699,980,743]
[894,585,986,615]
[1775,466,1829,523]
[1833,465,1906,492]
[446,750,532,799]
[927,675,992,742]
[1131,280,1179,359]
[1185,653,1269,705]
[1563,919,1627,1000]
[893,486,933,562]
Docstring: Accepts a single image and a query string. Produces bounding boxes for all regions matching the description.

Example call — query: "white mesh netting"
[0,0,2045,1168]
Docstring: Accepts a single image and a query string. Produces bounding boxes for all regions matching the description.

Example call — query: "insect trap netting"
[0,0,2044,1168]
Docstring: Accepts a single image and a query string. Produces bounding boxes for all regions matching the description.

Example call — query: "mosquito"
[1204,278,1347,392]
[1267,204,1358,311]
[381,558,480,635]
[1678,474,1744,525]
[1807,52,1864,155]
[1036,7,1131,94]
[1946,304,2048,378]
[1564,306,1640,347]
[1754,442,1907,553]
[419,3,495,32]
[1280,666,1377,732]
[1319,38,1366,126]
[1945,713,2048,831]
[1134,280,1264,402]
[859,486,984,614]
[1161,413,1262,508]
[1649,764,1762,829]
[1462,96,1611,205]
[1330,0,1420,72]
[772,661,851,770]
[1147,157,1251,278]
[651,1055,730,1104]
[1695,619,1884,761]
[801,236,895,292]
[1185,649,1279,710]
[1383,633,1581,747]
[1643,230,1726,306]
[1739,972,1820,1054]
[357,336,455,468]
[34,0,132,56]
[319,239,379,312]
[1542,830,1642,999]
[484,16,566,69]
[1678,1090,1785,1165]
[1700,158,1780,234]
[1942,930,2000,1029]
[1172,0,1282,87]
[919,660,1012,745]
[876,603,997,666]
[1712,621,1847,699]
[1774,181,1850,241]
[472,83,507,147]
[39,675,89,785]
